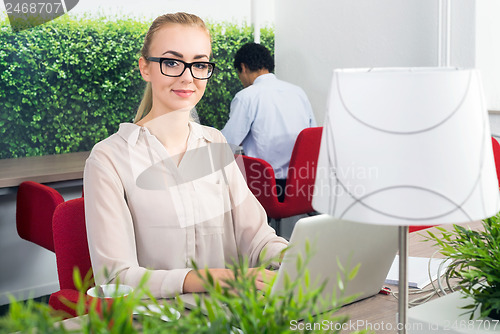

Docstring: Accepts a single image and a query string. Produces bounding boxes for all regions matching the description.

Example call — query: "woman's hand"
[248,268,276,291]
[183,267,276,293]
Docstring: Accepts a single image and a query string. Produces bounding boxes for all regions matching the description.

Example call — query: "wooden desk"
[334,221,483,334]
[0,151,89,189]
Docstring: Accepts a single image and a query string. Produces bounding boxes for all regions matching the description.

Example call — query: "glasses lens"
[191,62,214,79]
[161,59,185,77]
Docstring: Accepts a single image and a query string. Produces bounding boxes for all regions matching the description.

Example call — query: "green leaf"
[347,263,361,281]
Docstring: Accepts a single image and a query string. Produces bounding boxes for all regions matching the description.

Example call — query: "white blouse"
[83,121,288,298]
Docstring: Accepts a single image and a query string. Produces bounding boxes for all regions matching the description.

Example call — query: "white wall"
[474,0,500,111]
[275,0,500,125]
[450,0,500,112]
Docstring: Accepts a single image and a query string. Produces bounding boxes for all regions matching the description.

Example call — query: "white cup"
[87,284,133,299]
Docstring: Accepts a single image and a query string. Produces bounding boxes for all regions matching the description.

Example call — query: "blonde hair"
[134,12,211,123]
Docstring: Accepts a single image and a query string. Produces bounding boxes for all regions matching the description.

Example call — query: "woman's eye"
[193,63,208,70]
[164,60,180,68]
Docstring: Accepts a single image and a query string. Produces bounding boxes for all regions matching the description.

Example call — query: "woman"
[83,12,288,298]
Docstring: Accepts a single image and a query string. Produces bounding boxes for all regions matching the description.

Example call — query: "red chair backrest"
[237,154,284,218]
[492,137,500,187]
[16,181,64,252]
[235,127,323,220]
[52,197,93,290]
[284,127,323,212]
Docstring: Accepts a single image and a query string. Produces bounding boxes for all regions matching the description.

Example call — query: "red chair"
[491,137,500,187]
[48,198,93,318]
[16,181,65,252]
[409,137,500,233]
[238,127,323,235]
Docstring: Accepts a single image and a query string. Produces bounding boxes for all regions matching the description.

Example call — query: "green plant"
[0,14,148,158]
[426,212,500,319]
[0,247,368,333]
[162,256,362,333]
[0,297,68,333]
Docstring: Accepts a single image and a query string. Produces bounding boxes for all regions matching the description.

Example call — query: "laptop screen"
[271,214,398,314]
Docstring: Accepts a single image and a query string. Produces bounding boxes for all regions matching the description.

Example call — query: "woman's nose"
[179,65,194,82]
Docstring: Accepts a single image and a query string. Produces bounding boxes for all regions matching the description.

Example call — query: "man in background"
[222,42,316,202]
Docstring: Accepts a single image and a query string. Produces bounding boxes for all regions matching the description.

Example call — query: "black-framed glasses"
[147,57,216,80]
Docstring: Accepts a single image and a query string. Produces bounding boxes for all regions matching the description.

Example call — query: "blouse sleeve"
[84,147,192,298]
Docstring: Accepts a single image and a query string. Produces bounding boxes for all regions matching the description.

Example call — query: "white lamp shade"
[312,67,500,226]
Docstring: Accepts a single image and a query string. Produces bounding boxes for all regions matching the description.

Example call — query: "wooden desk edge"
[0,151,90,188]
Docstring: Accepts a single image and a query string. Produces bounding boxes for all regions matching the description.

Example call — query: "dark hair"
[233,42,274,73]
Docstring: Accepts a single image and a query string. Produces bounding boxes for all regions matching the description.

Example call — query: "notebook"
[385,255,452,289]
[179,214,398,315]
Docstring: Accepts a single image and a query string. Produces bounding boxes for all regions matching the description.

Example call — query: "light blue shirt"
[221,73,316,179]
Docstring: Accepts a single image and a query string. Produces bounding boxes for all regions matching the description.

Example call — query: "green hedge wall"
[0,16,274,159]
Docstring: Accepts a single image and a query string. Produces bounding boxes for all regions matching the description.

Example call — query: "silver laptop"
[270,214,398,314]
[179,214,398,314]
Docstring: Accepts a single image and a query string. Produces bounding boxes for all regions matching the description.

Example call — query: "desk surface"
[0,151,89,188]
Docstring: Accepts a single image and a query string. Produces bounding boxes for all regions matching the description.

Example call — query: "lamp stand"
[398,225,409,334]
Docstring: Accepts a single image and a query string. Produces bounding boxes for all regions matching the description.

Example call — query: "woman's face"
[140,24,212,115]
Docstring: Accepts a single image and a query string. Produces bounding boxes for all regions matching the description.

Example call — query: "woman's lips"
[172,89,194,98]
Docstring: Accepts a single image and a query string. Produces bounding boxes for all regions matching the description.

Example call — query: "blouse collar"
[117,121,213,147]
